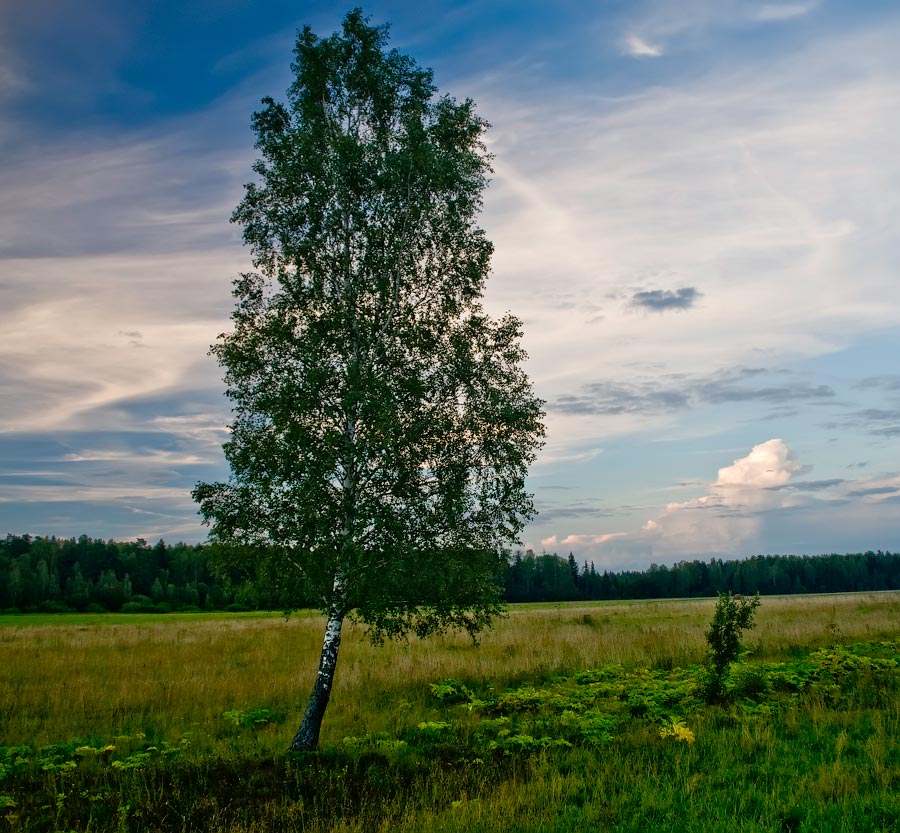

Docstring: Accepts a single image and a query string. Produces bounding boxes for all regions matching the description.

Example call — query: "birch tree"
[193,9,545,752]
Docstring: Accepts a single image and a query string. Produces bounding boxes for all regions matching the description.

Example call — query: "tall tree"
[193,10,545,751]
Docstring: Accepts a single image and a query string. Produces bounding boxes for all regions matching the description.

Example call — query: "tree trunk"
[289,607,344,751]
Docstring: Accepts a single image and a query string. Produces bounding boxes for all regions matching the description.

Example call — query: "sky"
[2,0,899,570]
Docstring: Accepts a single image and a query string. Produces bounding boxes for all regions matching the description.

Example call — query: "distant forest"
[1,533,899,614]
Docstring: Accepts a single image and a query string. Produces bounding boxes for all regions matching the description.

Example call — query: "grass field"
[2,592,900,831]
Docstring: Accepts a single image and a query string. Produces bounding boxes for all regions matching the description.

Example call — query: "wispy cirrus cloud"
[623,34,663,58]
[617,0,821,59]
[551,367,835,417]
[480,18,900,423]
[753,2,820,23]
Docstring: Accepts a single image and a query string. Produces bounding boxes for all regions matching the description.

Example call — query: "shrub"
[36,600,73,614]
[704,591,760,702]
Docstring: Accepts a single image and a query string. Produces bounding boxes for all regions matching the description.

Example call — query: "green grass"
[0,610,282,628]
[2,592,900,831]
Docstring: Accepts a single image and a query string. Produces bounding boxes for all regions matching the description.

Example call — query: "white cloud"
[0,484,191,504]
[638,439,800,555]
[63,449,209,466]
[476,21,900,464]
[617,0,819,51]
[714,438,801,489]
[542,532,628,549]
[753,2,819,23]
[541,439,803,563]
[544,439,900,568]
[623,34,663,58]
[0,245,243,436]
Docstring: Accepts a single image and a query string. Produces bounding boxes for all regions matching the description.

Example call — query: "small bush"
[36,600,73,614]
[121,601,149,613]
[704,592,761,703]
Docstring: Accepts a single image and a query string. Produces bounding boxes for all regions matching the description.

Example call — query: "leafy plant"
[658,719,695,745]
[704,592,761,702]
[222,708,284,729]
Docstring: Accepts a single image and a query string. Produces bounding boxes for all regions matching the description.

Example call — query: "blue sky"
[2,1,899,569]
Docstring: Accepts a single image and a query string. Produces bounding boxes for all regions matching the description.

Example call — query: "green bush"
[704,592,761,702]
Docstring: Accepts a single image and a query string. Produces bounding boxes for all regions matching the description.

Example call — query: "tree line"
[2,533,898,614]
[505,549,900,602]
[0,534,273,614]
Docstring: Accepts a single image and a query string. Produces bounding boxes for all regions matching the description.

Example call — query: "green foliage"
[416,721,453,737]
[418,640,900,765]
[428,679,469,703]
[704,591,761,702]
[222,708,285,729]
[4,639,900,830]
[190,7,544,750]
[192,8,544,637]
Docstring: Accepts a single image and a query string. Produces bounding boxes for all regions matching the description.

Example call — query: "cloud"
[631,287,700,311]
[536,502,616,524]
[541,439,802,563]
[753,2,819,23]
[541,532,627,549]
[846,485,900,498]
[618,0,819,56]
[827,407,900,439]
[855,375,900,393]
[0,132,247,259]
[533,445,605,465]
[478,17,900,435]
[62,449,208,466]
[713,438,800,489]
[550,366,834,416]
[543,443,900,567]
[782,478,844,492]
[697,370,834,405]
[553,381,689,416]
[623,34,663,58]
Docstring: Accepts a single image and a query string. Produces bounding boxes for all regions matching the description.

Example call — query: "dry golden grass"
[2,591,899,751]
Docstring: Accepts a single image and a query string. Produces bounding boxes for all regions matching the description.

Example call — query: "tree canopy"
[192,9,545,749]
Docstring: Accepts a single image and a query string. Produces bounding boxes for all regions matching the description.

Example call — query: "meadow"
[2,592,900,831]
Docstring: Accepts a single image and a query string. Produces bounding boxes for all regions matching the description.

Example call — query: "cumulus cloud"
[542,441,900,568]
[714,438,801,489]
[540,440,803,564]
[650,439,802,546]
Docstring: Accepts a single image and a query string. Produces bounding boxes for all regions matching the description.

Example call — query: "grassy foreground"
[2,592,900,831]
